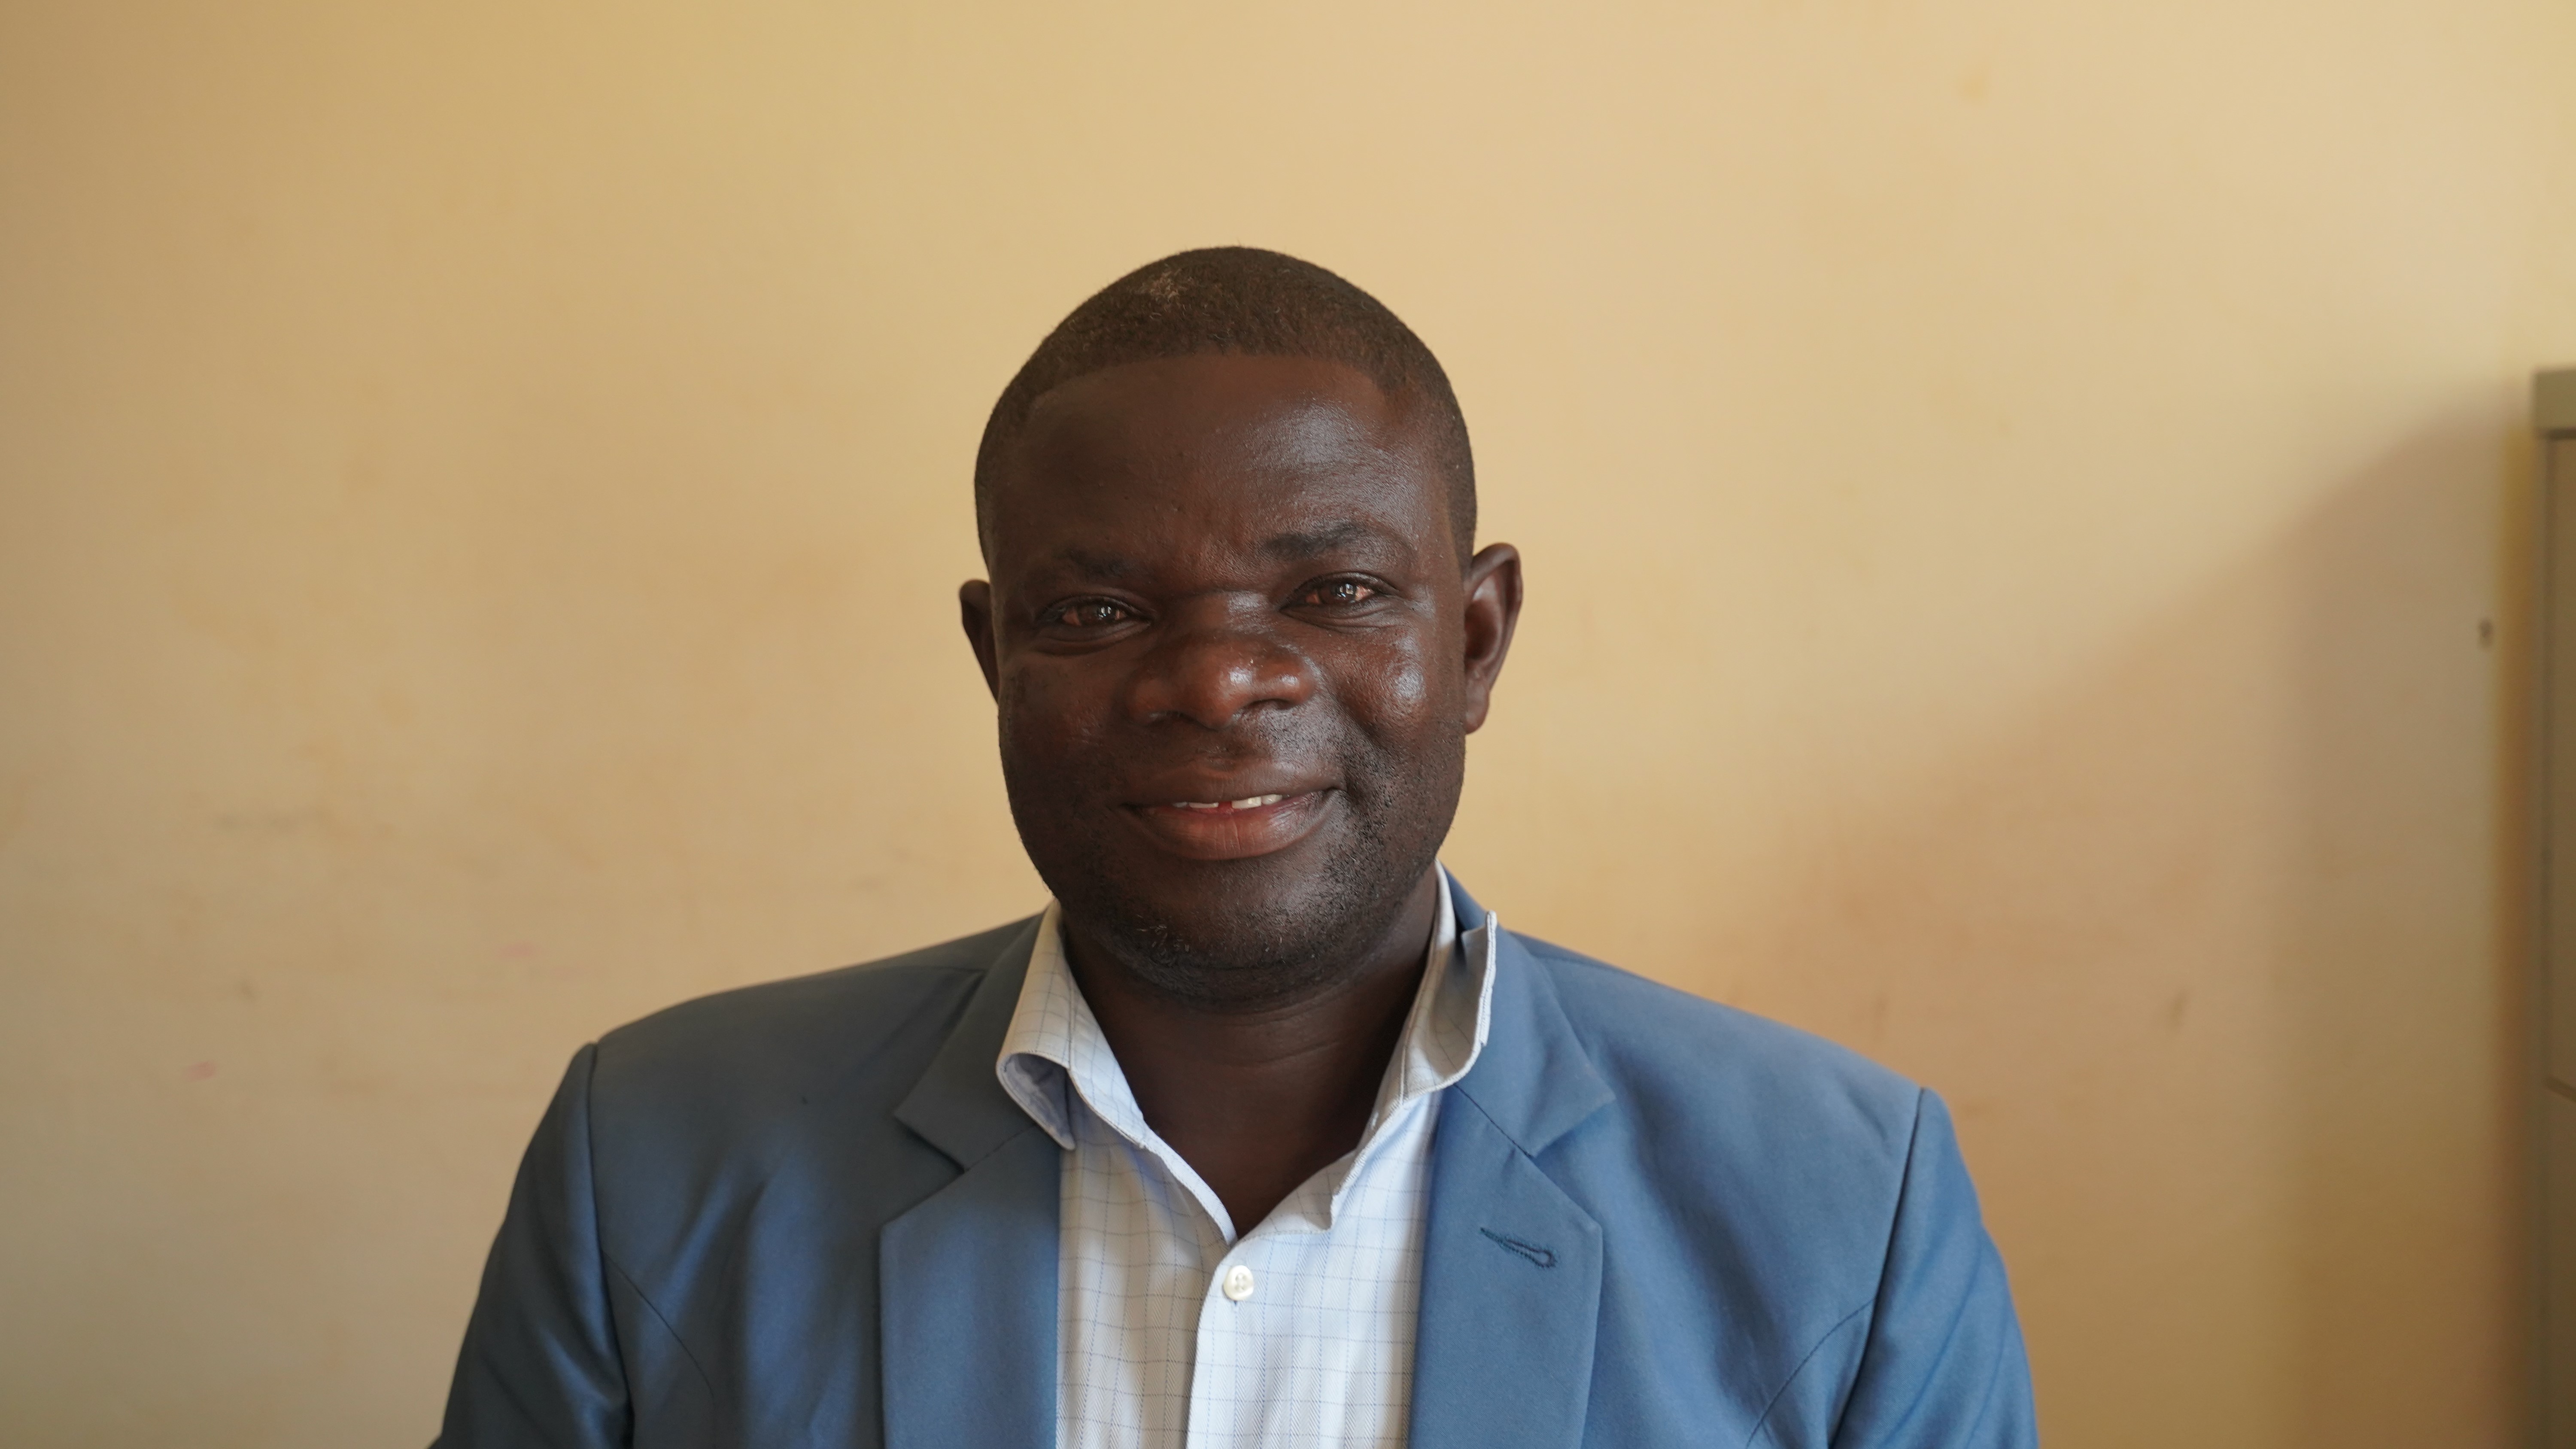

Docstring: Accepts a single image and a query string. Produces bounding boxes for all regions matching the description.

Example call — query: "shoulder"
[1509,929,1925,1207]
[1492,933,2028,1441]
[584,917,1035,1130]
[559,919,1041,1308]
[1501,932,1942,1403]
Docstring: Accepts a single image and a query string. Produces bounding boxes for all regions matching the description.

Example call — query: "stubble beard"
[1005,731,1465,1013]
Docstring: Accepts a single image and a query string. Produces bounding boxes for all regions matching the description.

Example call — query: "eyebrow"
[1046,546,1142,579]
[1255,519,1400,562]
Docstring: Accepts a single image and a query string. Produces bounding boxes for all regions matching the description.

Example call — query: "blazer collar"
[1443,875,1616,1158]
[891,913,1045,1170]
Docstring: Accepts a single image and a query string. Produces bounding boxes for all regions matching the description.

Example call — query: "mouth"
[1125,789,1334,861]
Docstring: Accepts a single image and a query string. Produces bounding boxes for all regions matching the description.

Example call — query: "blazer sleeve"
[434,1045,632,1449]
[1827,1089,2038,1449]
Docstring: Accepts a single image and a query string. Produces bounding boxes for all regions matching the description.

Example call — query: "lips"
[1125,788,1333,861]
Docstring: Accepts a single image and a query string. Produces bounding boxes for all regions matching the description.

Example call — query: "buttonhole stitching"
[1479,1227,1557,1268]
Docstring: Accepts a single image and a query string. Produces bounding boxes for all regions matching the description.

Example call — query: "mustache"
[1086,717,1395,793]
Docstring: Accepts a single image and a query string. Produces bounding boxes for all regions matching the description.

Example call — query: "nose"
[1124,598,1316,729]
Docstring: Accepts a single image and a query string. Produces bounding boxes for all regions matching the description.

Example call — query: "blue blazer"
[438,878,2035,1447]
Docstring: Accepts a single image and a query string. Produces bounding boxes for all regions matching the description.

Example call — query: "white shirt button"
[1221,1264,1256,1302]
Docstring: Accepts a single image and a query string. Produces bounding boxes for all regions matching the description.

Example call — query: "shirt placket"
[1186,1221,1289,1447]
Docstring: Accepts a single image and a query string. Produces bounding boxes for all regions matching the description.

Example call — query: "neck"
[1060,867,1445,1235]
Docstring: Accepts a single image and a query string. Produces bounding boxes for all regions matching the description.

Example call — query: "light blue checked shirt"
[996,867,1496,1449]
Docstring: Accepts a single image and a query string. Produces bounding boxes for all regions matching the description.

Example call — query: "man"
[437,248,2035,1448]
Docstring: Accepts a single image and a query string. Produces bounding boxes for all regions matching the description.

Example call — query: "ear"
[1458,543,1522,734]
[959,579,1001,700]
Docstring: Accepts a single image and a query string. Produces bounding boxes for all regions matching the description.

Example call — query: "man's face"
[960,353,1519,1007]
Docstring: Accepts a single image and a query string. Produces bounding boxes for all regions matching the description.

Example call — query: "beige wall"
[4,2,2573,1444]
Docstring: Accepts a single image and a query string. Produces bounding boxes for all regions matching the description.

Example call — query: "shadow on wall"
[1710,410,2530,1448]
[2275,414,2531,1449]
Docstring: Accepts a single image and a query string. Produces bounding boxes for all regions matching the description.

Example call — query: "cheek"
[1332,632,1442,737]
[999,661,1114,767]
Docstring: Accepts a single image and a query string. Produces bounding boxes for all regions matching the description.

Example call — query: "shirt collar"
[994,866,1498,1226]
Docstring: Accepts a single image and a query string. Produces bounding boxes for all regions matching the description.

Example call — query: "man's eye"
[1299,580,1378,607]
[1048,599,1134,629]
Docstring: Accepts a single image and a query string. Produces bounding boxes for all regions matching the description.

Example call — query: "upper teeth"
[1176,794,1286,811]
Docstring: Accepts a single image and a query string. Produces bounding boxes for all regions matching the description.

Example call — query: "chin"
[1042,832,1440,1011]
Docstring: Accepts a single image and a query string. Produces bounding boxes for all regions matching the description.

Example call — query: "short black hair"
[974,246,1474,562]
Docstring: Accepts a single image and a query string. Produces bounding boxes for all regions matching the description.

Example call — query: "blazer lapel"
[878,1126,1059,1449]
[1410,890,1615,1449]
[880,919,1060,1449]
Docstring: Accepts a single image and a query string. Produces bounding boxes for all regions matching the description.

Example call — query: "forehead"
[984,353,1448,573]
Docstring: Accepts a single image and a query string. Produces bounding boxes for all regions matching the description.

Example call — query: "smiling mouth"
[1126,789,1331,860]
